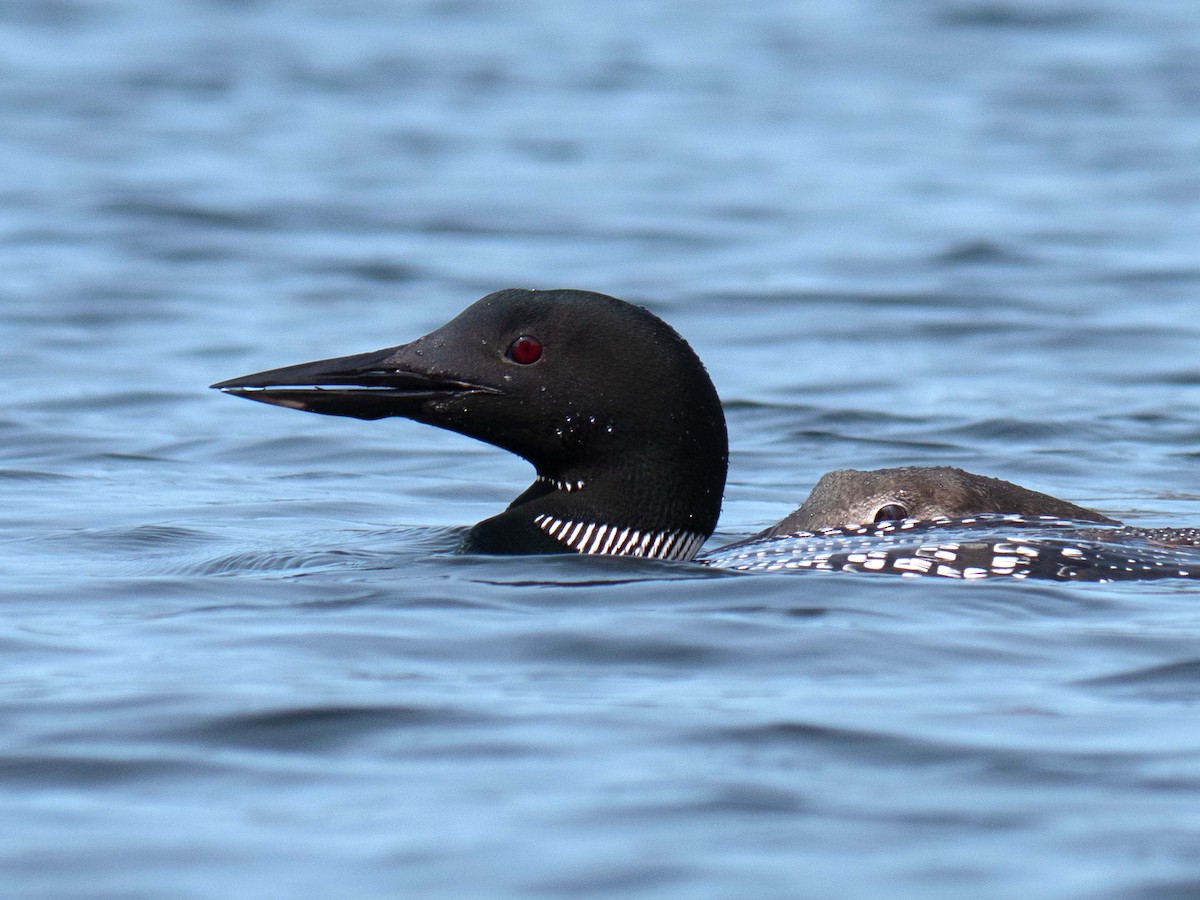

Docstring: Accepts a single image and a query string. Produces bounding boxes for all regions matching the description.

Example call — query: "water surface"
[5,1,1200,897]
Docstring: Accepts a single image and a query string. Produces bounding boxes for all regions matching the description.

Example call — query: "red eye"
[506,335,542,365]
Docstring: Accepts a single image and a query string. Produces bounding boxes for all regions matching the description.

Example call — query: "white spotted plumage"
[701,513,1200,582]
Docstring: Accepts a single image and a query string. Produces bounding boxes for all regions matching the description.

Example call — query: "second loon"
[213,288,1200,582]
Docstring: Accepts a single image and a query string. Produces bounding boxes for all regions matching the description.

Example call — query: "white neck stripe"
[537,475,586,493]
[533,514,705,561]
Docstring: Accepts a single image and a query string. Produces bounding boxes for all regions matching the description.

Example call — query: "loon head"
[764,465,1118,536]
[212,288,728,559]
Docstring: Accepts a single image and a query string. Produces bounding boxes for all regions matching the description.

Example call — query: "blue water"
[6,1,1200,896]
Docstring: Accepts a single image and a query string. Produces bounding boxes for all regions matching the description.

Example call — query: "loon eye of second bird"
[873,502,909,523]
[506,335,543,365]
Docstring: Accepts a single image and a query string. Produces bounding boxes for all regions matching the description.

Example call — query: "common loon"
[705,466,1200,581]
[213,288,1200,582]
[214,289,725,560]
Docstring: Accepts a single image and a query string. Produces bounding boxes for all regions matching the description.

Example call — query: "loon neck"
[463,454,722,560]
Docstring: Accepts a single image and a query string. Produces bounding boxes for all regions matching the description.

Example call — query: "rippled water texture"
[5,1,1200,897]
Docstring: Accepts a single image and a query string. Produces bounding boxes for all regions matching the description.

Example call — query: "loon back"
[707,466,1200,582]
[704,513,1200,582]
[765,465,1118,536]
[213,288,728,560]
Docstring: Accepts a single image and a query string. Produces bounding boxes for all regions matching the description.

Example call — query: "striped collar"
[532,513,705,561]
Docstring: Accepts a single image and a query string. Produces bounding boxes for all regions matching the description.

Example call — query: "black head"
[213,288,729,555]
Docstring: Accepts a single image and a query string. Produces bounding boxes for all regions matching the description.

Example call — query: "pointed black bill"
[210,346,497,421]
